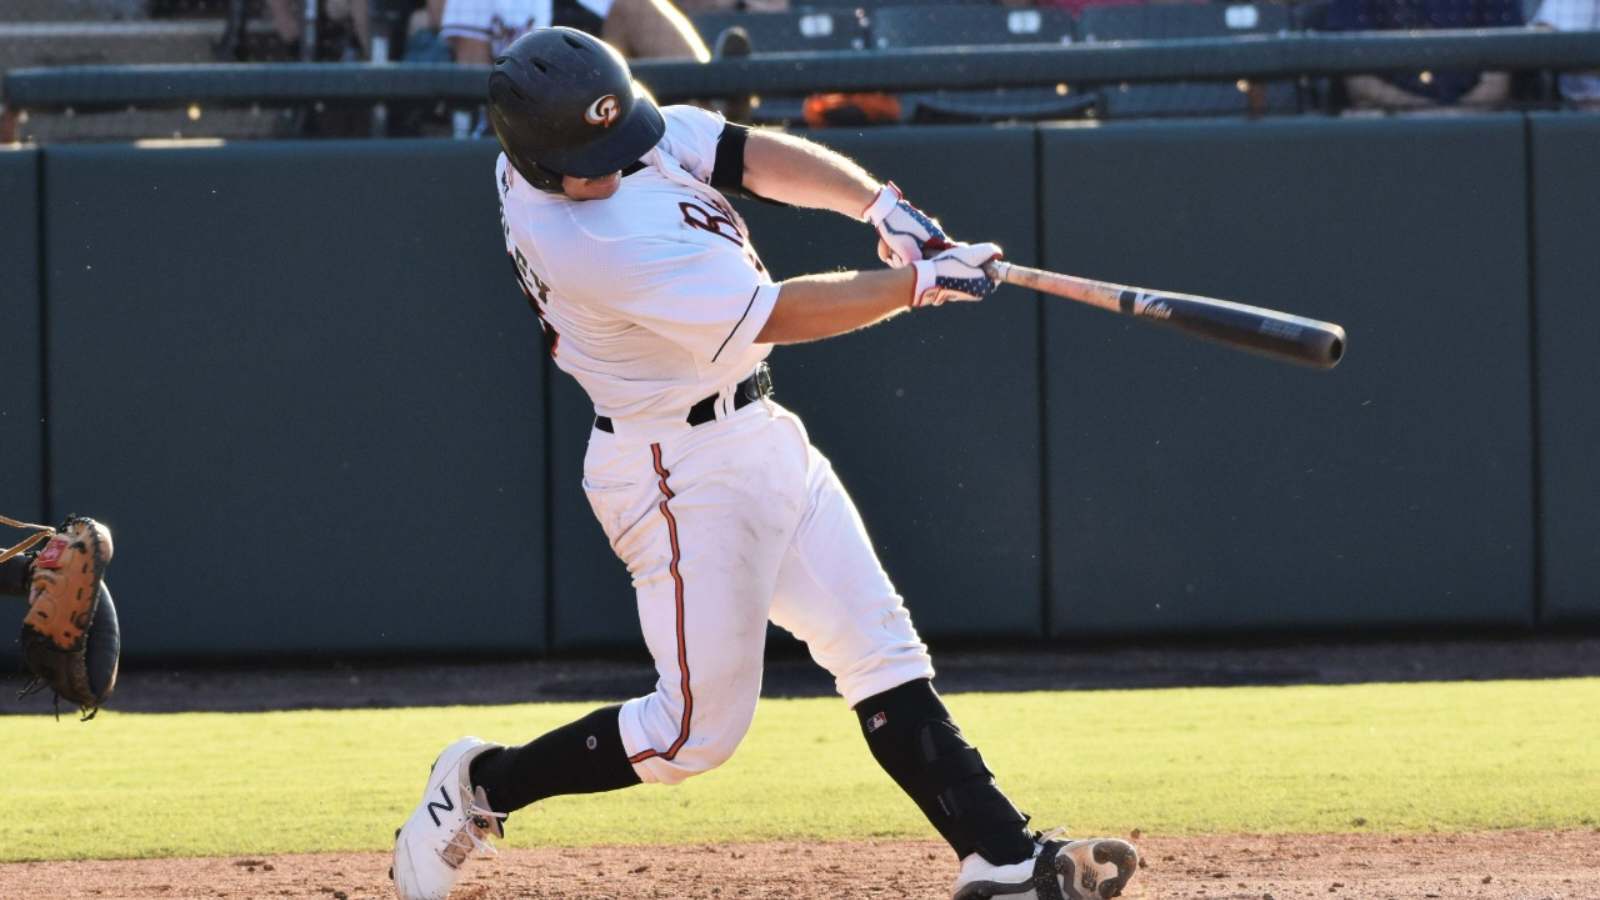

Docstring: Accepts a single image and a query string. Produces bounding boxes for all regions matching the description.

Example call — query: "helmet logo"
[584,94,620,127]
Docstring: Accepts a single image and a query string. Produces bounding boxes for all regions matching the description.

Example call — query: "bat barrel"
[1314,326,1346,368]
[1156,297,1346,369]
[988,262,1347,370]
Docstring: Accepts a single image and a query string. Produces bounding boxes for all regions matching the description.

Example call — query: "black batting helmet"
[487,27,665,194]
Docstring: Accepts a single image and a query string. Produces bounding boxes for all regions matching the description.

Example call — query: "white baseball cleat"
[391,736,507,900]
[951,831,1139,900]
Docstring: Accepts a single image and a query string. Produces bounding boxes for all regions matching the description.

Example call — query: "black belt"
[594,363,772,434]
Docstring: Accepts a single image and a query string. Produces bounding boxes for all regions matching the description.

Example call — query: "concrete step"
[0,0,149,22]
[0,20,228,68]
[0,20,278,114]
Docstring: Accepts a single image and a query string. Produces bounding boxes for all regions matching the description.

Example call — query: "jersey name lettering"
[679,199,768,276]
[679,200,744,247]
[510,245,560,356]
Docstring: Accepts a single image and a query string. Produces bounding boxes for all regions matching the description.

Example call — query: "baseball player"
[391,27,1140,900]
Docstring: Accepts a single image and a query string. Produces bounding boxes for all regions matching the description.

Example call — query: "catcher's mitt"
[3,515,121,719]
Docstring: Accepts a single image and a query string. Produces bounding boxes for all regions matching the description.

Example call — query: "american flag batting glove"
[909,242,1003,308]
[861,182,952,268]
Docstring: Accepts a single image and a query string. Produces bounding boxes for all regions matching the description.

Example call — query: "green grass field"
[2,678,1596,863]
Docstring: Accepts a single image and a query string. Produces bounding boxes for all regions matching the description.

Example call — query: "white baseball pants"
[582,398,935,786]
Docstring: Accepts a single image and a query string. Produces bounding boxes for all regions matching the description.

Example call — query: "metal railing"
[6,29,1600,110]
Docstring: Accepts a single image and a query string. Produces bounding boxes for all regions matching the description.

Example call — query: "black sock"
[855,678,1036,865]
[468,704,641,816]
[0,556,31,596]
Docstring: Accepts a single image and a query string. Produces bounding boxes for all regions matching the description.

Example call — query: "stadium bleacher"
[869,4,1075,48]
[3,0,148,19]
[0,20,225,68]
[0,0,293,141]
[1078,2,1300,117]
[808,0,997,9]
[690,9,869,53]
[2,0,1580,142]
[866,5,1092,121]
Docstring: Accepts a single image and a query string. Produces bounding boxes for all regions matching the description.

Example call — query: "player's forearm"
[757,268,916,344]
[742,130,880,219]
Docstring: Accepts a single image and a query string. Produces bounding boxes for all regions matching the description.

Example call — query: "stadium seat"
[1076,2,1298,119]
[690,9,869,53]
[869,5,1075,49]
[868,5,1094,123]
[689,10,870,125]
[1078,2,1294,44]
[806,0,995,12]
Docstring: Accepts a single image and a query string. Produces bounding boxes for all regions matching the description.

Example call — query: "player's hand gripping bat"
[984,261,1346,369]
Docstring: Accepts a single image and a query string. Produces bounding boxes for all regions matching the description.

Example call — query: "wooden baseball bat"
[986,261,1346,370]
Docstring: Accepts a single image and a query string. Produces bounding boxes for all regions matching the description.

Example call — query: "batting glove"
[909,242,1003,308]
[861,182,952,268]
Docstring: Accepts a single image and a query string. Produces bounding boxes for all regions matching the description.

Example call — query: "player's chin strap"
[0,515,55,566]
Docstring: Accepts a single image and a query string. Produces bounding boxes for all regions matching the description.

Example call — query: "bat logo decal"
[1259,319,1304,339]
[584,94,620,127]
[1132,292,1173,320]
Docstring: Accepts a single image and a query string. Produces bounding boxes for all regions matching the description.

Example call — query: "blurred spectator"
[255,0,451,60]
[1323,0,1524,112]
[1532,0,1600,107]
[711,23,754,123]
[440,0,709,63]
[264,0,372,58]
[402,0,455,60]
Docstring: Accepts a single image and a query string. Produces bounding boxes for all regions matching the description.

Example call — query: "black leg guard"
[856,678,1036,865]
[468,704,641,816]
[0,555,31,597]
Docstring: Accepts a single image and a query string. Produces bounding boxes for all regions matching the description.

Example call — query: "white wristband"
[909,259,937,308]
[860,182,902,224]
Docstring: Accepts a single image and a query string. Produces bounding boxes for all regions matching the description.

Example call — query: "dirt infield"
[4,831,1597,899]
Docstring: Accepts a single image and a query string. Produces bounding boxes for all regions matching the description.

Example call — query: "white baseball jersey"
[442,0,612,56]
[495,104,779,422]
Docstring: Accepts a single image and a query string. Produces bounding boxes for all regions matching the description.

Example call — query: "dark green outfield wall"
[4,113,1595,663]
[40,141,548,657]
[1040,116,1535,635]
[1,149,43,526]
[1530,113,1600,625]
